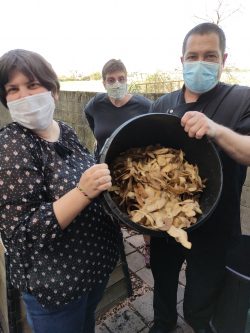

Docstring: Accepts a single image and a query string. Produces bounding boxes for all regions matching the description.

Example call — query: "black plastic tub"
[212,235,250,333]
[99,113,223,237]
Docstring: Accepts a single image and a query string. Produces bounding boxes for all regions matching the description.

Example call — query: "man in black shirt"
[84,59,152,153]
[84,59,153,267]
[149,22,250,333]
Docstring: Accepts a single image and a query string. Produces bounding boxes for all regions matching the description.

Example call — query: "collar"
[181,83,223,104]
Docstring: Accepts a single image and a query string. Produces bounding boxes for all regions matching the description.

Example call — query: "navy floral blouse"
[0,121,121,308]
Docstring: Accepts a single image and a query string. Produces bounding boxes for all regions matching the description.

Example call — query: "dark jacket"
[151,83,250,241]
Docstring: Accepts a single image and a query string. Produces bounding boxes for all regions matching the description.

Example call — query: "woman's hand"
[78,163,112,200]
[181,111,218,139]
[53,163,111,229]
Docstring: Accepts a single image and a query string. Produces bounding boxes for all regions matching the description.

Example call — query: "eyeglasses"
[105,76,126,85]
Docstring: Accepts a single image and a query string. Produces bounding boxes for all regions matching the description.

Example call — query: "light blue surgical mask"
[106,82,127,100]
[183,61,220,94]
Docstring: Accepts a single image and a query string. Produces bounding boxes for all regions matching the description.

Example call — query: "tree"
[89,72,102,80]
[128,71,183,94]
[195,0,242,25]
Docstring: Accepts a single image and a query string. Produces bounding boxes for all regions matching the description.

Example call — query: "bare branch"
[193,0,242,25]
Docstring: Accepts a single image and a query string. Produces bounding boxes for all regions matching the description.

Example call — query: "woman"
[84,59,152,267]
[0,49,121,333]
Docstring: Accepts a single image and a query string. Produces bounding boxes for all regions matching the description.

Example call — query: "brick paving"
[96,229,194,333]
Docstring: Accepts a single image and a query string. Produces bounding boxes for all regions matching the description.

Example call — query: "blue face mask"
[183,61,220,94]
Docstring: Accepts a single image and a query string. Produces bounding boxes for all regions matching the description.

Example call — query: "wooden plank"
[106,262,125,288]
[0,245,9,333]
[96,279,129,317]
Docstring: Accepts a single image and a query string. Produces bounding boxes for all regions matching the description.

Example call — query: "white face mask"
[106,82,127,100]
[7,91,55,130]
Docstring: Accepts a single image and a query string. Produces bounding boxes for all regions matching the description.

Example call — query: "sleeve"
[0,127,63,252]
[83,97,95,133]
[150,96,165,113]
[234,88,250,135]
[236,112,250,135]
[143,96,153,110]
[134,95,152,113]
[148,102,155,113]
[149,92,177,114]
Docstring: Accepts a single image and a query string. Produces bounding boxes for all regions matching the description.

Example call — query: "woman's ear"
[53,92,59,101]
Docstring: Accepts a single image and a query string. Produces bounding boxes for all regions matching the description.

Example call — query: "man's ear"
[222,53,228,66]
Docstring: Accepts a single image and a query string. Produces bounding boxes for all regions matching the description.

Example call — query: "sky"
[0,0,250,76]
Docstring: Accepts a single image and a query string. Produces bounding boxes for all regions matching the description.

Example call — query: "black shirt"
[151,83,250,240]
[0,121,121,308]
[84,93,152,151]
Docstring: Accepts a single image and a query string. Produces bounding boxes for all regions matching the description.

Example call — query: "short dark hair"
[102,59,127,80]
[182,22,226,56]
[0,49,60,107]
